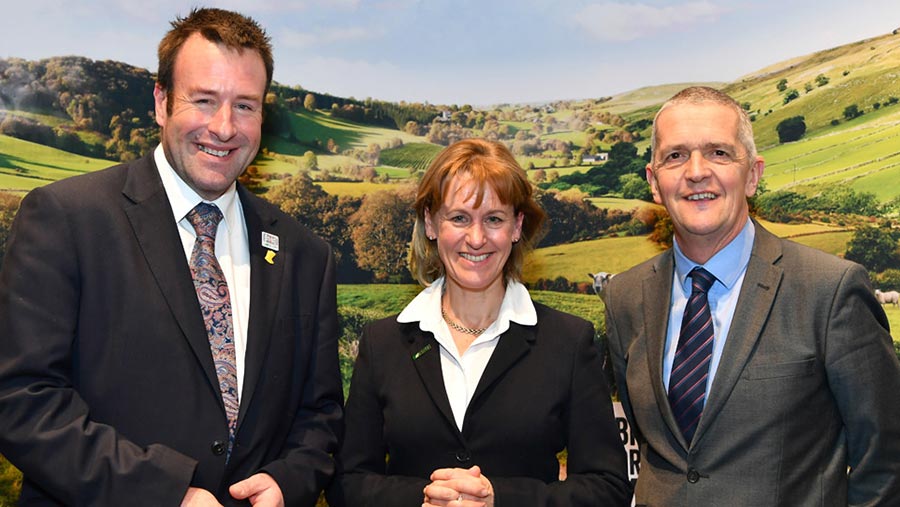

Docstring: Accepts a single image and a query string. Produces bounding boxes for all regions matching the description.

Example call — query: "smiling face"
[424,175,524,296]
[154,33,266,200]
[647,102,764,262]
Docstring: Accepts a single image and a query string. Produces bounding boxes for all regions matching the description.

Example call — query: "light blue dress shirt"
[662,218,755,400]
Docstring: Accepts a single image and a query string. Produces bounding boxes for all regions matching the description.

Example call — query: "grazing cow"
[589,272,615,301]
[875,289,900,307]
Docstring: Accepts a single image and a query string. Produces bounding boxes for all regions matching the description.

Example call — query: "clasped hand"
[180,473,284,506]
[423,465,494,507]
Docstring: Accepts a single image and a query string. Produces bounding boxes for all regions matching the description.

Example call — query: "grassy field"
[588,197,653,211]
[287,109,421,151]
[524,219,853,285]
[374,166,415,180]
[337,279,900,340]
[731,32,900,149]
[524,235,667,284]
[337,284,607,332]
[379,143,442,173]
[541,130,587,147]
[594,82,725,116]
[317,180,414,198]
[518,157,574,170]
[754,218,854,258]
[759,114,900,200]
[0,135,112,192]
[885,304,900,338]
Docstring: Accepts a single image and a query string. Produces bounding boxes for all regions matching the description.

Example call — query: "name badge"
[262,231,279,251]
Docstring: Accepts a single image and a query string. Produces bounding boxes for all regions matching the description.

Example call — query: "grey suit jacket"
[0,154,343,506]
[605,221,900,506]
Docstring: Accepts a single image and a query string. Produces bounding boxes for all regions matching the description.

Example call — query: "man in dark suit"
[605,86,900,506]
[0,8,342,506]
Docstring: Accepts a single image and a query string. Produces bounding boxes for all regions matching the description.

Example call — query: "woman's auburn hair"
[408,138,546,286]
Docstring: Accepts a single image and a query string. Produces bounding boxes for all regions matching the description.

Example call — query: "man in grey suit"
[604,86,900,506]
[0,8,341,506]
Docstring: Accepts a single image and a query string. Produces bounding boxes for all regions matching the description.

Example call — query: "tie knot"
[187,202,223,238]
[689,267,716,294]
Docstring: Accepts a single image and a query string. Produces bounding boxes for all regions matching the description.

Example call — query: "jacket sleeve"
[326,324,429,507]
[260,245,345,506]
[826,264,900,506]
[489,319,632,507]
[0,186,197,506]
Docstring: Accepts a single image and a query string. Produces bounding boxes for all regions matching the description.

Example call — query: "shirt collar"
[673,217,755,291]
[397,277,538,335]
[154,144,239,228]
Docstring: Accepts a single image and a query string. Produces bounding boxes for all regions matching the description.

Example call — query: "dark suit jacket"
[327,302,631,507]
[0,154,343,506]
[605,221,900,506]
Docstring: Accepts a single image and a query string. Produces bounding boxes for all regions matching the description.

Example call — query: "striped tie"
[668,267,716,443]
[187,203,238,461]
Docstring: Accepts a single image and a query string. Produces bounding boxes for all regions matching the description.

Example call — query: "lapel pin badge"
[262,231,279,251]
[413,343,432,360]
[262,232,279,264]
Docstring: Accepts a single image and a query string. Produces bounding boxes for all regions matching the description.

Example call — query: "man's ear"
[745,157,765,197]
[646,164,662,204]
[153,83,167,128]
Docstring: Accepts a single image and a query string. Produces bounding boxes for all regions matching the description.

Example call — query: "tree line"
[540,141,652,199]
[0,180,629,286]
[0,57,158,161]
[0,56,443,163]
[259,172,634,283]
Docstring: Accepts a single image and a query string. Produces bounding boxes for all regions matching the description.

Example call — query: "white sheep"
[875,289,900,307]
[589,272,615,301]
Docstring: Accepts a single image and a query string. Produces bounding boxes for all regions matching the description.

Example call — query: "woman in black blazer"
[328,139,630,507]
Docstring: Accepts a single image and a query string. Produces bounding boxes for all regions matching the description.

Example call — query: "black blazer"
[0,154,343,506]
[327,302,631,507]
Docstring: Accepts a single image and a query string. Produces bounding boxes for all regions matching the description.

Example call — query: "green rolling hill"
[0,134,112,193]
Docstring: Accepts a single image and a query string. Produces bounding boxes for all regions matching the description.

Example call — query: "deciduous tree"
[302,150,318,171]
[776,116,806,143]
[264,172,360,278]
[843,104,863,121]
[845,225,900,272]
[349,187,416,281]
[0,192,23,268]
[303,93,317,111]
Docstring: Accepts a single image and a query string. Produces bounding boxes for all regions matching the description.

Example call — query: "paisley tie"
[186,202,238,460]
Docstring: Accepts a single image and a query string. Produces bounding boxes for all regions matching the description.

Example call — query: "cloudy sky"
[3,0,900,106]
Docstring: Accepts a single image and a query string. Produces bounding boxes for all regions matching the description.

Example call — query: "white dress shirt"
[154,145,251,398]
[397,277,538,431]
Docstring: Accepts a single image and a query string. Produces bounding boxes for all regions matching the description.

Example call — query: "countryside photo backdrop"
[3,2,900,504]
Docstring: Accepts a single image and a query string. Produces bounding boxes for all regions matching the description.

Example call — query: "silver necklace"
[441,306,488,336]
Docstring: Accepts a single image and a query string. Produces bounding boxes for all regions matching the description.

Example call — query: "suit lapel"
[235,187,283,430]
[406,323,533,438]
[121,155,220,395]
[405,328,459,435]
[468,324,533,413]
[641,251,687,447]
[694,222,783,444]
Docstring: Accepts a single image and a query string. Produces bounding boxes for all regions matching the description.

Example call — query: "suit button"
[687,469,700,483]
[455,450,471,464]
[211,440,227,456]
